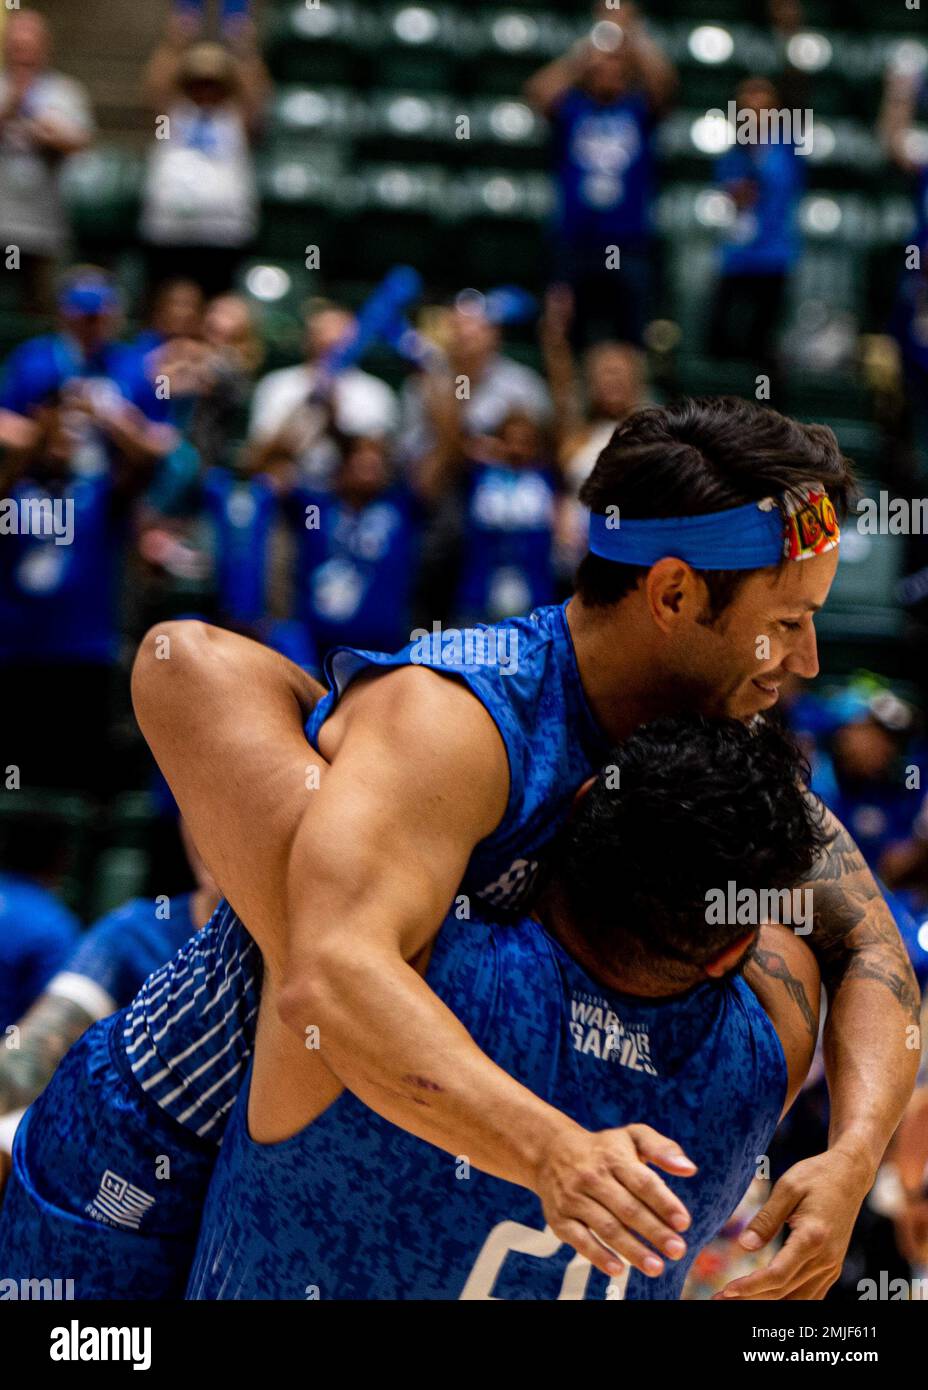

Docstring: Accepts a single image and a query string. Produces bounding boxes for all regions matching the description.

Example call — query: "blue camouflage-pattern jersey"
[186,910,787,1300]
[116,602,612,1138]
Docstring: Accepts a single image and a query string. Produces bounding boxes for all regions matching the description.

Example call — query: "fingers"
[718,1226,826,1299]
[563,1195,679,1277]
[555,1219,626,1279]
[612,1146,694,1235]
[737,1173,797,1253]
[627,1124,699,1177]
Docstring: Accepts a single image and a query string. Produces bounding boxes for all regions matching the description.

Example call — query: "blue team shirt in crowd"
[290,484,422,659]
[454,462,557,624]
[202,469,278,628]
[716,142,804,276]
[186,908,787,1301]
[0,473,121,664]
[57,894,199,1014]
[0,873,80,1030]
[0,333,169,426]
[825,780,921,874]
[552,88,655,250]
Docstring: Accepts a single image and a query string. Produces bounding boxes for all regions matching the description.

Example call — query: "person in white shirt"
[139,14,270,297]
[248,304,399,484]
[0,10,94,314]
[397,300,551,468]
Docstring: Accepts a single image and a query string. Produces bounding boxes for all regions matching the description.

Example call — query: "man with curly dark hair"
[5,396,919,1302]
[176,716,828,1299]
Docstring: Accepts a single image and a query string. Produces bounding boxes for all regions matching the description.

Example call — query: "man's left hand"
[713,1151,872,1300]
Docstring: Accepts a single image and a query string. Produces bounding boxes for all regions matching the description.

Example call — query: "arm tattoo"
[802,807,920,1023]
[750,946,818,1045]
[0,994,94,1114]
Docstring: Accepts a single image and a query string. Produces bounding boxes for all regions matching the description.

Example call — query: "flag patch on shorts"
[85,1169,156,1230]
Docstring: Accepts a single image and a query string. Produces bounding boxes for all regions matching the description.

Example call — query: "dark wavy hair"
[577,396,856,621]
[552,716,832,978]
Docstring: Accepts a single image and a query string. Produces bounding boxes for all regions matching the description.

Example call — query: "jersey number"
[459,1220,629,1301]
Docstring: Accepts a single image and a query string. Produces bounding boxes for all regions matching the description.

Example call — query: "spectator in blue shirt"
[709,77,805,377]
[0,266,176,476]
[0,818,219,1172]
[286,431,427,662]
[453,410,558,626]
[0,384,157,793]
[0,813,79,1033]
[525,4,676,350]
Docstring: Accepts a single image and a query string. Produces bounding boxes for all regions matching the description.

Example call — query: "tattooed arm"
[805,810,920,1159]
[719,807,920,1301]
[0,991,98,1119]
[744,923,820,1116]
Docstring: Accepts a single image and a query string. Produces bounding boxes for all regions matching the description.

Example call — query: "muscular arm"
[804,810,920,1181]
[133,632,695,1277]
[719,810,921,1300]
[744,923,821,1116]
[131,621,327,976]
[279,668,580,1183]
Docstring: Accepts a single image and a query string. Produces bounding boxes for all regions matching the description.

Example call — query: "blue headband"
[588,499,786,570]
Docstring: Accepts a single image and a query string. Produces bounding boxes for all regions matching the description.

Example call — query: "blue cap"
[59,276,119,317]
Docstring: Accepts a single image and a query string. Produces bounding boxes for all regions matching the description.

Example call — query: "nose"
[784,621,819,680]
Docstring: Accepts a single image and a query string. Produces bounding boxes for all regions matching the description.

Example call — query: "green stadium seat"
[62,149,142,247]
[90,846,150,919]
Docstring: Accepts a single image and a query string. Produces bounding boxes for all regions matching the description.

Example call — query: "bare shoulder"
[319,664,511,838]
[743,924,822,1116]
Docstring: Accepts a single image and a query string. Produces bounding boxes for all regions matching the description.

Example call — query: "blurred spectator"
[137,284,259,469]
[0,266,176,475]
[249,303,398,485]
[0,10,94,316]
[133,277,205,359]
[0,818,220,1181]
[0,816,79,1033]
[399,299,550,467]
[708,77,805,379]
[541,284,645,575]
[139,15,269,297]
[0,388,156,793]
[766,0,811,115]
[887,251,928,480]
[452,410,558,626]
[525,3,676,350]
[880,57,928,260]
[823,689,921,875]
[279,427,435,661]
[880,795,928,916]
[174,0,251,44]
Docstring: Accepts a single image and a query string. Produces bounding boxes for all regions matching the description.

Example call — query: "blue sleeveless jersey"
[117,603,610,1136]
[307,602,610,913]
[186,912,787,1300]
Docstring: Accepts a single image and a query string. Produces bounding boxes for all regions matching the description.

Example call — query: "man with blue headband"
[3,396,919,1301]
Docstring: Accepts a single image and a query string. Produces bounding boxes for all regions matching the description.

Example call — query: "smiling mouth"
[752,678,781,697]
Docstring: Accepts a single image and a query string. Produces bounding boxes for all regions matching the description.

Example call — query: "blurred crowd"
[1,0,928,1297]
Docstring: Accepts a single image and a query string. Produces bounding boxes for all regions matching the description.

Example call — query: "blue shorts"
[0,1011,218,1299]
